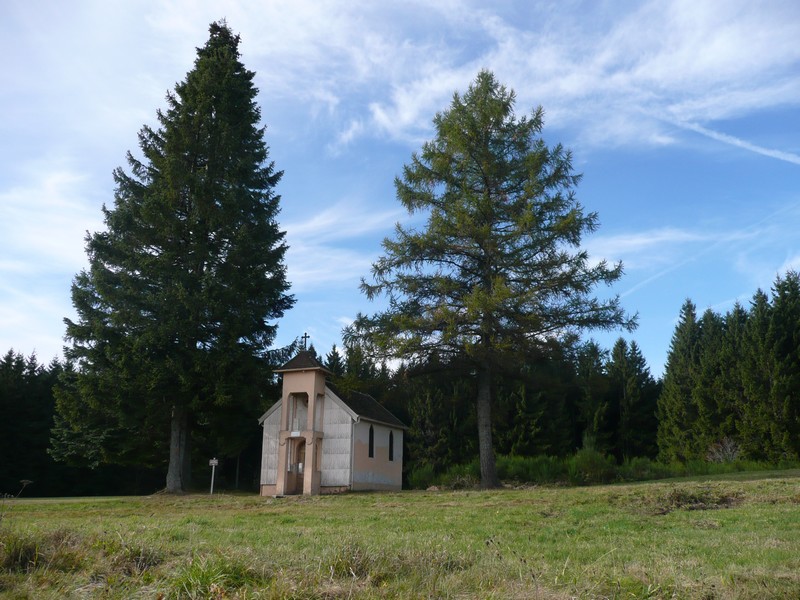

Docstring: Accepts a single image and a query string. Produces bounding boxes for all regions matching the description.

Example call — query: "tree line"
[8,270,800,496]
[2,333,658,496]
[658,272,800,464]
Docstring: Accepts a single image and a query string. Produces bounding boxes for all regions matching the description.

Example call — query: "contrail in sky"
[678,121,800,166]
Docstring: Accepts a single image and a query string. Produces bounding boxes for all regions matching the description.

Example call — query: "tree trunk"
[476,364,500,488]
[165,404,189,493]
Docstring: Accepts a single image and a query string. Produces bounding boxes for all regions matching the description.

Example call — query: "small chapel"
[258,349,406,496]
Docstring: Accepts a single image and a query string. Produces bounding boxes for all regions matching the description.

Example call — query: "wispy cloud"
[282,199,402,292]
[284,200,402,243]
[351,0,800,152]
[0,167,102,274]
[590,197,800,298]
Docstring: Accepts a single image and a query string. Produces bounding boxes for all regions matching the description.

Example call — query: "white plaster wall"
[260,406,281,485]
[320,397,353,486]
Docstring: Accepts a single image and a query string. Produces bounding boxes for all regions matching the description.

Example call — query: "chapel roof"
[276,350,330,373]
[327,383,407,429]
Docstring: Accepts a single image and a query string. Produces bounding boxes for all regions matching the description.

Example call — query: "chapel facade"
[258,350,406,496]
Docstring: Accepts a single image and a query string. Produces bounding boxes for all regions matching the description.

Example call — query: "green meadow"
[1,471,798,599]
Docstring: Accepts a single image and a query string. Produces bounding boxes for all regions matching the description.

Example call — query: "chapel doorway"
[289,438,306,495]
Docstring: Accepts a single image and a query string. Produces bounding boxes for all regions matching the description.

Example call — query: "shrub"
[707,438,741,463]
[407,463,437,489]
[496,455,566,484]
[567,449,617,485]
[618,457,672,482]
[440,461,480,489]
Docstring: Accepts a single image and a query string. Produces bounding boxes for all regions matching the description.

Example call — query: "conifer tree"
[658,299,700,461]
[738,289,774,459]
[624,340,659,457]
[692,309,726,453]
[52,22,293,492]
[766,271,800,459]
[717,303,748,442]
[349,71,633,487]
[324,345,346,378]
[574,341,611,451]
[605,339,658,459]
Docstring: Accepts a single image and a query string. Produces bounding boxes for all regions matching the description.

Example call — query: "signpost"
[209,458,219,495]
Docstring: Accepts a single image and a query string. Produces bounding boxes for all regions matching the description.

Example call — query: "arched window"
[389,431,394,461]
[368,425,374,458]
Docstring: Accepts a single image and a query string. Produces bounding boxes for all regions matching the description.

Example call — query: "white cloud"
[284,200,402,243]
[776,255,800,277]
[0,167,102,274]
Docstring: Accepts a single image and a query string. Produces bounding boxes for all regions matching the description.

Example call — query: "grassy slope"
[1,470,798,599]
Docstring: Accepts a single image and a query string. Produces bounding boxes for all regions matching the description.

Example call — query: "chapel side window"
[389,431,394,461]
[368,425,374,458]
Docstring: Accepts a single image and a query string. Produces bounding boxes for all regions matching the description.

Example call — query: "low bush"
[496,454,565,484]
[440,461,480,489]
[407,463,437,489]
[567,448,617,485]
[618,457,672,482]
[410,451,800,490]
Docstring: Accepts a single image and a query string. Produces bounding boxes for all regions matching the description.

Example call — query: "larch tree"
[348,71,634,488]
[52,22,293,493]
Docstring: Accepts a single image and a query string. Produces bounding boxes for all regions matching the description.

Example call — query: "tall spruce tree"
[718,303,748,443]
[766,271,800,459]
[574,340,611,451]
[658,299,700,461]
[52,22,293,492]
[348,71,633,487]
[692,309,726,453]
[738,289,773,459]
[605,339,658,460]
[324,345,346,378]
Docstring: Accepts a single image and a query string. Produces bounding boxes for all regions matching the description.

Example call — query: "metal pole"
[210,458,217,495]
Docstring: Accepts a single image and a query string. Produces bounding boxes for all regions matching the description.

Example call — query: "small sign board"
[209,458,219,467]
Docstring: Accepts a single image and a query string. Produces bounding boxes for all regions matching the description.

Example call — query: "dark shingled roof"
[276,351,330,373]
[327,383,407,429]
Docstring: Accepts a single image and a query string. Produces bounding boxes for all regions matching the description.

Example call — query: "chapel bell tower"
[274,349,330,495]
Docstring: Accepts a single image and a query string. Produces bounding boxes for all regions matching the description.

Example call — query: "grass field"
[1,470,799,599]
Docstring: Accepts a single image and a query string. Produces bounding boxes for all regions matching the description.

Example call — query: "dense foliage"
[658,271,800,462]
[0,351,162,496]
[348,71,633,487]
[322,335,660,487]
[51,22,293,492]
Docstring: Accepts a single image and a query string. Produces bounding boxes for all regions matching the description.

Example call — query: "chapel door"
[292,439,306,495]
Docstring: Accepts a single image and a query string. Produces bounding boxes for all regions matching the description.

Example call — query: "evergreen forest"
[5,268,800,497]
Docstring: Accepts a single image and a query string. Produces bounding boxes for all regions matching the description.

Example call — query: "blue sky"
[2,0,799,376]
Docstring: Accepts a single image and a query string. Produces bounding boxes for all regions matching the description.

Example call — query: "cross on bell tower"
[301,332,310,351]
